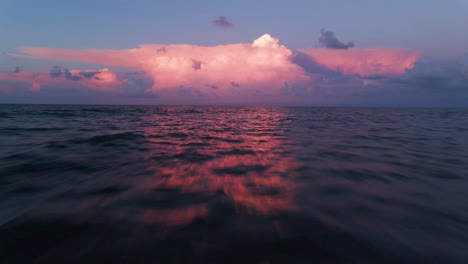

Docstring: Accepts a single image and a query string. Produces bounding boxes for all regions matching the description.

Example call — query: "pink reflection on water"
[139,205,208,226]
[136,108,301,226]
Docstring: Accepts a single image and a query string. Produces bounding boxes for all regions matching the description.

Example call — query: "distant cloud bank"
[1,33,467,106]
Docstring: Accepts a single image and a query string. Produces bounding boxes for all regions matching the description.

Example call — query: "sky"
[1,0,467,106]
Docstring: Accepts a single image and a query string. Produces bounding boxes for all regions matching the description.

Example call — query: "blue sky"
[1,0,467,54]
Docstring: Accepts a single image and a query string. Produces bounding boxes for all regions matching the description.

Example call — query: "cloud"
[118,72,154,97]
[389,59,468,91]
[63,69,84,81]
[192,59,203,71]
[6,33,467,106]
[0,67,122,93]
[50,66,62,77]
[18,34,419,88]
[17,47,140,69]
[318,29,354,50]
[359,75,386,80]
[30,81,41,92]
[300,48,421,76]
[80,70,101,79]
[16,34,312,96]
[49,66,104,80]
[291,51,340,76]
[212,16,235,28]
[13,66,21,73]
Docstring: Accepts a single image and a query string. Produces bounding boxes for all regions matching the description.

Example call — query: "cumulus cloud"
[318,29,354,50]
[212,16,235,28]
[17,34,420,87]
[16,34,312,96]
[6,33,466,106]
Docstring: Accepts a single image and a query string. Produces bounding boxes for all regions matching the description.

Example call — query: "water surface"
[1,105,467,263]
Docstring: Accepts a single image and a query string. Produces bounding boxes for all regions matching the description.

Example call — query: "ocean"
[0,105,467,263]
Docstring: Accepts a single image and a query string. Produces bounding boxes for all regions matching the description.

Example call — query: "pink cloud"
[16,34,313,95]
[300,48,421,76]
[17,47,140,69]
[0,68,120,92]
[30,81,41,92]
[5,34,424,101]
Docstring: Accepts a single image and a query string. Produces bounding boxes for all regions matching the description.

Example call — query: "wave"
[71,132,144,145]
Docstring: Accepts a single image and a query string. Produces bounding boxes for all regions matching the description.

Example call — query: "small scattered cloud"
[50,66,62,77]
[50,67,104,80]
[80,71,101,79]
[64,69,84,81]
[13,66,21,73]
[212,16,235,28]
[318,29,354,50]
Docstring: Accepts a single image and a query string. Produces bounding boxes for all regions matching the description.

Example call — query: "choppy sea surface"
[0,105,467,263]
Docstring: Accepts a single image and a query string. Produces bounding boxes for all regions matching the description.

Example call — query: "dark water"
[1,105,468,263]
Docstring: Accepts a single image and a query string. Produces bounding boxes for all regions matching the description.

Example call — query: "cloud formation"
[212,16,235,28]
[0,67,121,92]
[390,59,468,91]
[5,33,464,106]
[300,48,421,76]
[318,29,354,50]
[15,34,312,96]
[49,67,106,81]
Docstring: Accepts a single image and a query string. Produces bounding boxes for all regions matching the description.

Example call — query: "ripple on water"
[71,132,144,145]
[212,164,271,176]
[0,105,467,263]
